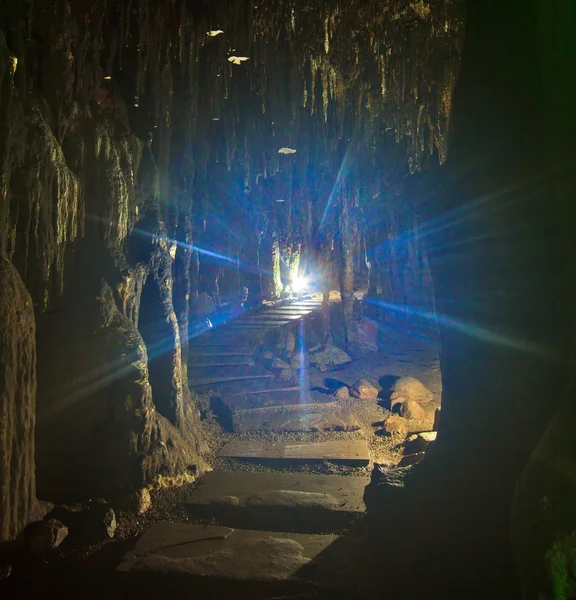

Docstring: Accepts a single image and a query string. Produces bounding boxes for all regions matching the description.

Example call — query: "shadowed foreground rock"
[0,258,37,541]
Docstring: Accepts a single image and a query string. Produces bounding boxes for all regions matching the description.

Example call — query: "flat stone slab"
[188,365,269,382]
[227,321,291,328]
[118,522,336,582]
[242,314,304,321]
[192,374,273,387]
[189,356,255,367]
[218,439,370,466]
[203,378,297,397]
[217,389,335,413]
[187,471,367,514]
[232,405,361,433]
[188,348,255,357]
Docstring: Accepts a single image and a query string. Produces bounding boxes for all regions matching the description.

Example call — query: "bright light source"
[292,275,308,294]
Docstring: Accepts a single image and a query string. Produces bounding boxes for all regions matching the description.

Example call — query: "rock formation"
[0,258,37,541]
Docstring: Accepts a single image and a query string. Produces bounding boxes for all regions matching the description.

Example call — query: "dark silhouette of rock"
[28,519,68,554]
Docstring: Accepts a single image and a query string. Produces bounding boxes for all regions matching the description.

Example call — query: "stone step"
[289,302,322,307]
[203,379,298,397]
[216,388,334,413]
[189,364,268,381]
[241,314,304,321]
[118,522,336,591]
[227,321,291,329]
[232,405,361,434]
[189,337,250,347]
[188,347,254,357]
[262,307,315,314]
[189,355,255,367]
[185,471,368,533]
[218,439,370,467]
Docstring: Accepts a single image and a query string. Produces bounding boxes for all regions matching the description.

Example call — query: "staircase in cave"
[116,296,380,597]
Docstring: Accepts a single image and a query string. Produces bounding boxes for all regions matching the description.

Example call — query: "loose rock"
[400,399,426,420]
[350,379,379,400]
[135,488,152,515]
[272,357,291,370]
[309,346,352,372]
[277,368,294,382]
[333,386,350,401]
[29,519,68,554]
[48,501,117,545]
[381,415,409,437]
[389,376,434,409]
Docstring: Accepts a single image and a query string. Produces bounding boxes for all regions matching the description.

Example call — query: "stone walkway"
[116,297,441,597]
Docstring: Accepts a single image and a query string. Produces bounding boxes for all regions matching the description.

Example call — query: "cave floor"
[3,298,447,599]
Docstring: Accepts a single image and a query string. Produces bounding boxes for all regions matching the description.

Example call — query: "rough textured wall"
[0,258,36,541]
[0,0,462,514]
[364,0,575,596]
[0,2,208,506]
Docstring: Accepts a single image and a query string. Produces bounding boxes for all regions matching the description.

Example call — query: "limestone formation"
[0,259,37,542]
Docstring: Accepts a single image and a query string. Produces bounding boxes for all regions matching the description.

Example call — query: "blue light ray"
[365,298,552,357]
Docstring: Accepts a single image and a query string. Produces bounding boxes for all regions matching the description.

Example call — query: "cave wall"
[0,2,209,511]
[364,0,575,596]
[0,259,36,541]
[0,0,463,535]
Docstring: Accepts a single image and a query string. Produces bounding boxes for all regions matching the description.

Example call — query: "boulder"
[29,519,68,554]
[381,416,409,437]
[389,377,434,410]
[271,357,291,370]
[309,346,352,372]
[334,386,350,401]
[399,399,426,420]
[350,379,379,401]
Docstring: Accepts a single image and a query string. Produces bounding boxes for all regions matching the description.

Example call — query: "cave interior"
[0,1,575,599]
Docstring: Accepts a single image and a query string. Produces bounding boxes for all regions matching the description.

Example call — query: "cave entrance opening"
[138,272,178,424]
